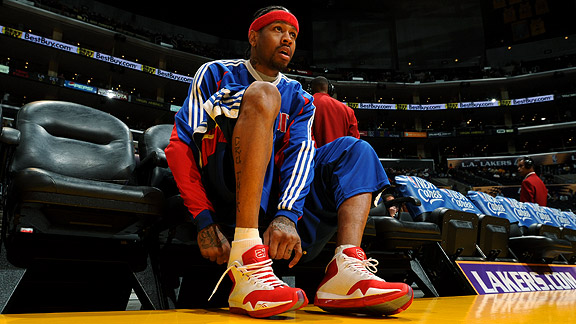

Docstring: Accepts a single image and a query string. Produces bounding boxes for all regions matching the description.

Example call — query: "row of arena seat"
[368,174,576,296]
[1,100,575,313]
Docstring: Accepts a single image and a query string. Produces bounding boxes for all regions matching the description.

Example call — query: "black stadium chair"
[467,192,572,264]
[528,204,576,263]
[136,123,230,309]
[367,194,442,297]
[440,188,512,261]
[392,176,481,296]
[0,101,166,313]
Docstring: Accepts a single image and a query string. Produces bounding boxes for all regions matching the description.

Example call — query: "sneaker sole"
[315,286,414,316]
[230,290,309,318]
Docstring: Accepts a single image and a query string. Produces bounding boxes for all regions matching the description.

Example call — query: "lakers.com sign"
[457,261,576,294]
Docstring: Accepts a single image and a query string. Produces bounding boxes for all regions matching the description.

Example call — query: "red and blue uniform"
[166,59,389,258]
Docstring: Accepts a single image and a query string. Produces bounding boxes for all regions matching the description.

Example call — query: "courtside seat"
[395,176,479,259]
[391,176,480,296]
[560,210,576,263]
[367,195,441,297]
[493,195,571,262]
[440,189,511,260]
[0,101,165,313]
[137,124,188,233]
[467,191,572,263]
[369,196,441,250]
[540,206,576,263]
[137,124,235,309]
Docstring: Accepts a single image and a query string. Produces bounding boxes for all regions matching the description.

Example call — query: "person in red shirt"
[310,76,359,147]
[517,156,548,206]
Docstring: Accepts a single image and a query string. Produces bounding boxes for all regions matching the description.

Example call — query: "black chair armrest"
[1,127,21,146]
[383,196,421,208]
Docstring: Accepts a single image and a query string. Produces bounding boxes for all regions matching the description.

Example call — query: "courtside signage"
[457,261,576,295]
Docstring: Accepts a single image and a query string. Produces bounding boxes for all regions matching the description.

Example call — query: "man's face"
[250,20,297,76]
[517,160,529,177]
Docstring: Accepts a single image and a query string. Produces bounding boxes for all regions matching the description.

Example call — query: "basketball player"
[165,5,413,318]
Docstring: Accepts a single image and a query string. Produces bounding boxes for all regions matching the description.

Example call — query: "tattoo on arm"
[199,227,227,249]
[271,216,297,234]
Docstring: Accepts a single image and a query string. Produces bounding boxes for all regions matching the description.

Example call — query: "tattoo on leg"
[236,170,241,212]
[234,136,241,164]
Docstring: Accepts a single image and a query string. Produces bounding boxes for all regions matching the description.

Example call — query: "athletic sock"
[229,227,262,267]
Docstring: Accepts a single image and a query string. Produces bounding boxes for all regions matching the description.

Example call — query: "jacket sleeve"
[168,61,247,230]
[347,107,360,139]
[165,133,215,231]
[274,90,316,224]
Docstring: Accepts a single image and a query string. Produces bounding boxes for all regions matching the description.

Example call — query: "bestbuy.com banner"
[346,95,554,111]
[457,261,576,295]
[0,25,193,84]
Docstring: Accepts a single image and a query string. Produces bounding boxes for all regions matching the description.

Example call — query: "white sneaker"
[210,245,308,318]
[314,246,413,315]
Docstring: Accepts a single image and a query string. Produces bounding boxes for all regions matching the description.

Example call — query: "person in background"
[517,156,548,206]
[310,76,359,147]
[383,193,399,217]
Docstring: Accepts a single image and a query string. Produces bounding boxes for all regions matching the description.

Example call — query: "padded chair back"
[560,211,576,230]
[394,175,445,221]
[527,203,562,228]
[496,196,537,228]
[139,124,172,160]
[467,191,510,220]
[138,124,177,195]
[10,101,135,181]
[439,188,481,214]
[395,175,479,257]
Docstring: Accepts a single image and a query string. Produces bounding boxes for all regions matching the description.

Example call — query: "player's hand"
[263,216,302,268]
[197,224,230,265]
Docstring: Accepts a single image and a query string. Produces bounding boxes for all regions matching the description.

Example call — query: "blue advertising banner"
[457,261,576,295]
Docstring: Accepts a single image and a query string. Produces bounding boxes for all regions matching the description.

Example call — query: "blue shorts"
[201,134,389,261]
[297,136,390,261]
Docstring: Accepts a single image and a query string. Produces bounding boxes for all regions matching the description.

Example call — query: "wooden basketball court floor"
[0,290,574,324]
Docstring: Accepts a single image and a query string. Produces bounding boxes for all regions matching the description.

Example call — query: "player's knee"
[332,136,364,149]
[242,81,281,120]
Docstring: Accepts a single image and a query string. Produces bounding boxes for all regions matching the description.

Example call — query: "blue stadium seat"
[539,206,576,263]
[441,189,511,260]
[395,176,479,258]
[468,191,572,263]
[367,193,441,297]
[393,176,480,296]
[560,210,576,263]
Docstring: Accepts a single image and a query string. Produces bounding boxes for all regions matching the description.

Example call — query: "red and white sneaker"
[314,246,413,316]
[209,245,308,318]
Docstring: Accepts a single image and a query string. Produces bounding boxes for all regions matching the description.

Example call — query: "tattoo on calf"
[234,136,241,164]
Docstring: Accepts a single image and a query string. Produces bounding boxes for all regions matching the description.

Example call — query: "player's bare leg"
[315,193,414,315]
[210,81,307,318]
[232,81,280,229]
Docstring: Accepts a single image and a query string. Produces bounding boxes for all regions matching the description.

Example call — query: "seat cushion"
[371,216,441,250]
[509,236,573,259]
[13,168,164,214]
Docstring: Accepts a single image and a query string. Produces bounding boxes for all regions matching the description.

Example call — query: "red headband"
[248,10,299,38]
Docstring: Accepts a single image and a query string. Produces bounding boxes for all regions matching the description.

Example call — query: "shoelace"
[342,255,380,278]
[208,258,286,301]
